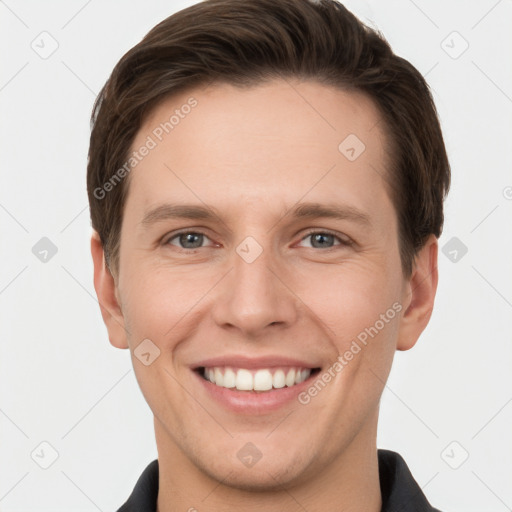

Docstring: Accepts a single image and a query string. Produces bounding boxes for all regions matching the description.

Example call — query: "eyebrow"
[140,202,372,228]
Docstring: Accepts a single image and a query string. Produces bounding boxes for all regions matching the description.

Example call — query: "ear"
[396,234,439,351]
[90,230,129,349]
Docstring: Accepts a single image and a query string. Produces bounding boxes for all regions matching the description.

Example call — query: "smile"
[198,366,321,392]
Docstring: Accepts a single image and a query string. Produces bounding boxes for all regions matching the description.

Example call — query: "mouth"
[191,355,324,413]
[194,366,322,392]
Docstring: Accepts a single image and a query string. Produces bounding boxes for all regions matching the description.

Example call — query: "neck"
[155,413,382,512]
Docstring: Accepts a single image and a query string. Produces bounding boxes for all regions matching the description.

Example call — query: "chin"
[195,449,312,492]
[207,466,297,492]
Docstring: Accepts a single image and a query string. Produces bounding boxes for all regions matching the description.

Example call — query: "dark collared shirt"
[116,449,442,511]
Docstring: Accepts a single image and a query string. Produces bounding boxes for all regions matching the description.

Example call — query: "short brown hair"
[87,0,450,279]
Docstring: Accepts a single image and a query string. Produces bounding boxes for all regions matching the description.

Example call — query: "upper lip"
[192,355,321,370]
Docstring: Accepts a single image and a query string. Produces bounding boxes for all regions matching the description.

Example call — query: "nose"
[211,240,298,337]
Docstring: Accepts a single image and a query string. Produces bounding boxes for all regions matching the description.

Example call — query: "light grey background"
[1,0,511,511]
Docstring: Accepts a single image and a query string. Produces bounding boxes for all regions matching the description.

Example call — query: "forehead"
[123,79,393,226]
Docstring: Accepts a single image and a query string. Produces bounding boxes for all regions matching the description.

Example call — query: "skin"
[91,79,438,512]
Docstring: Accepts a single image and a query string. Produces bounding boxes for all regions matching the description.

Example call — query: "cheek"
[296,260,400,339]
[293,260,401,405]
[120,267,202,421]
[120,263,207,341]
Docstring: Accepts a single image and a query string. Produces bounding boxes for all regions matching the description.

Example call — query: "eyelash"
[163,229,354,251]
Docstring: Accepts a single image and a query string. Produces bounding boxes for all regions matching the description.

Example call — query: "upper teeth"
[203,367,311,391]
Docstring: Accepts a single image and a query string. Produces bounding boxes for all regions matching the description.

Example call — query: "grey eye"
[169,232,206,249]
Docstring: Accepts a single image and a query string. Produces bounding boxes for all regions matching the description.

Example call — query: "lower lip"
[192,369,319,414]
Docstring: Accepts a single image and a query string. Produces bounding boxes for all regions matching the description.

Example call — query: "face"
[92,78,438,491]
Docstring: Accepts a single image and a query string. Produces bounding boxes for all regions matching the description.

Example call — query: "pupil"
[181,233,202,248]
[312,233,333,248]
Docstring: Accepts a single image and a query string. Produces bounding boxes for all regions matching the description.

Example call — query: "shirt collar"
[116,449,441,512]
[378,449,442,512]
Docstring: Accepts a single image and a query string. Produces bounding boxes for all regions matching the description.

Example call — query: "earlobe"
[396,234,439,351]
[90,230,129,349]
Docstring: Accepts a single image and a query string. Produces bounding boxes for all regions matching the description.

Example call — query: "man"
[87,0,450,510]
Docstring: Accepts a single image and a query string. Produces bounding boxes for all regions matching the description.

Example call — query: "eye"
[164,231,214,250]
[163,229,353,252]
[297,230,353,249]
